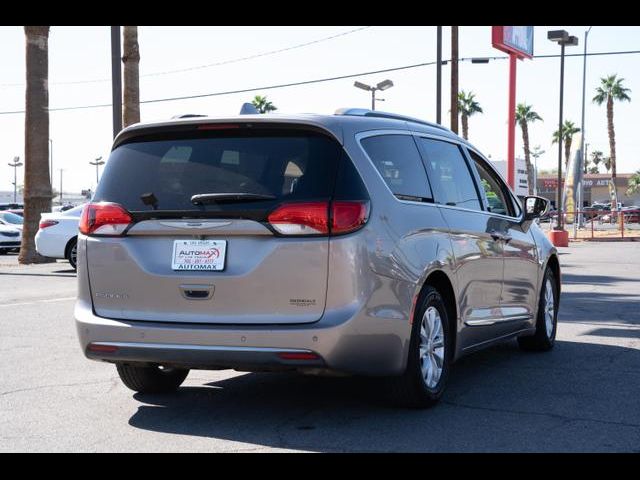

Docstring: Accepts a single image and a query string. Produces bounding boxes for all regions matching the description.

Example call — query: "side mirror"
[523,196,549,221]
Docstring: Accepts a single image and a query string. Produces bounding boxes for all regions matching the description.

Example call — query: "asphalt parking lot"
[1,242,639,452]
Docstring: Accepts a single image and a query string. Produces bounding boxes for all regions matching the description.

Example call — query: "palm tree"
[593,74,631,180]
[122,26,140,127]
[627,170,640,196]
[19,26,54,264]
[552,120,580,169]
[457,91,483,141]
[515,103,543,195]
[588,150,605,174]
[251,95,277,114]
[530,145,545,194]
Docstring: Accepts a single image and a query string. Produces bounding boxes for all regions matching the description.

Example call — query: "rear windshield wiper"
[190,193,277,205]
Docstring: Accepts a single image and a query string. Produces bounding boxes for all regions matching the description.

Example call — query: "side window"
[417,137,482,211]
[467,149,514,217]
[361,134,432,201]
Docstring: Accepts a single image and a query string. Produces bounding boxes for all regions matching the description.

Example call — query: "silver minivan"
[75,108,560,407]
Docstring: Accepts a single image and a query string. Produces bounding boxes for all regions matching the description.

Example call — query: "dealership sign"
[492,26,534,59]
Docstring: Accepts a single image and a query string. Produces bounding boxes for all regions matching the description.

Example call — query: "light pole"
[59,168,64,205]
[49,138,53,192]
[548,30,578,232]
[353,79,394,111]
[436,26,442,124]
[89,156,105,185]
[8,157,23,203]
[578,26,593,226]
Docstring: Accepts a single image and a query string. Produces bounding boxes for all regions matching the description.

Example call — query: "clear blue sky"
[1,25,639,193]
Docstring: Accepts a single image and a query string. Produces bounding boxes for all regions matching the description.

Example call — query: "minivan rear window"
[94,129,343,216]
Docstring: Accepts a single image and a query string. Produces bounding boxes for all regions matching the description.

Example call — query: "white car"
[0,222,21,254]
[0,211,24,231]
[35,204,85,269]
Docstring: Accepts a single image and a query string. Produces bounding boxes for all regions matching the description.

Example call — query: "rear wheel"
[387,286,451,408]
[116,364,189,393]
[66,237,77,270]
[518,268,558,351]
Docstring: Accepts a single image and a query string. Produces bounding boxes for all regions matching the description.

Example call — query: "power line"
[0,26,372,87]
[1,49,639,116]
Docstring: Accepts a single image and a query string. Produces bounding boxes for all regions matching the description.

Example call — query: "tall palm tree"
[589,150,605,174]
[627,170,640,196]
[515,103,542,195]
[122,26,140,127]
[552,120,580,169]
[251,95,277,114]
[19,26,54,264]
[593,74,631,180]
[457,91,483,141]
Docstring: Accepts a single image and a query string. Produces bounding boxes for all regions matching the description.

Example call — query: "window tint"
[417,138,481,211]
[361,134,432,201]
[95,130,342,213]
[468,150,514,217]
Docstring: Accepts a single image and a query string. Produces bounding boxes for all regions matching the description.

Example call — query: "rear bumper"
[74,299,410,376]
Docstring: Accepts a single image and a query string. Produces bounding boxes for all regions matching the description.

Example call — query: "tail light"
[39,219,59,229]
[267,201,368,236]
[79,202,133,236]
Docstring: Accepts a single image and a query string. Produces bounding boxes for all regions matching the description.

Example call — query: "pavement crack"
[442,400,640,429]
[0,379,113,397]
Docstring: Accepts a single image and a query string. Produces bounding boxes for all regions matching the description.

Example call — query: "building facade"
[536,173,640,208]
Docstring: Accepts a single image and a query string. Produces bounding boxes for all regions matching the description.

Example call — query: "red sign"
[492,26,534,59]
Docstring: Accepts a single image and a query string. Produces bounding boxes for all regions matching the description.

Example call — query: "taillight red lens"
[331,201,369,235]
[277,352,321,361]
[267,202,329,235]
[79,202,133,236]
[267,201,368,236]
[39,219,59,229]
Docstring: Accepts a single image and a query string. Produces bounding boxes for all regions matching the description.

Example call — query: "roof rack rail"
[334,108,449,132]
[171,114,208,119]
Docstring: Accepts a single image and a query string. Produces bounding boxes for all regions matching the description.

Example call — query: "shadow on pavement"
[127,339,640,452]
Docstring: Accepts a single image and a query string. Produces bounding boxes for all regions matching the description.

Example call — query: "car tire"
[386,286,451,408]
[518,268,558,351]
[116,363,189,393]
[66,237,78,270]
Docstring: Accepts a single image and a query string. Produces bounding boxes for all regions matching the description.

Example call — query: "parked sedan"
[0,211,24,231]
[0,223,22,254]
[35,204,85,269]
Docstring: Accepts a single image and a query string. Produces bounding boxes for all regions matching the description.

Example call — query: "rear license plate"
[172,240,227,271]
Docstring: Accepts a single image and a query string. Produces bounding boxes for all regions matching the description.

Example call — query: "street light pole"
[354,80,394,111]
[8,157,23,203]
[59,168,64,205]
[111,26,123,138]
[578,26,593,226]
[89,157,105,185]
[548,30,578,234]
[436,26,442,124]
[49,138,53,192]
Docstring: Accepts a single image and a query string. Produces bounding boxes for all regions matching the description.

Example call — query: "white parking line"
[0,297,76,308]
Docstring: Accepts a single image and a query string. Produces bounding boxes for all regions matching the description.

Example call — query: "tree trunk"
[607,96,616,179]
[461,114,468,140]
[450,26,458,134]
[19,26,54,265]
[122,26,140,127]
[521,120,535,195]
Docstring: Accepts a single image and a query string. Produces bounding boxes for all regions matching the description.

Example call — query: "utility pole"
[8,157,23,203]
[436,26,442,124]
[111,26,123,138]
[59,169,63,205]
[450,26,459,134]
